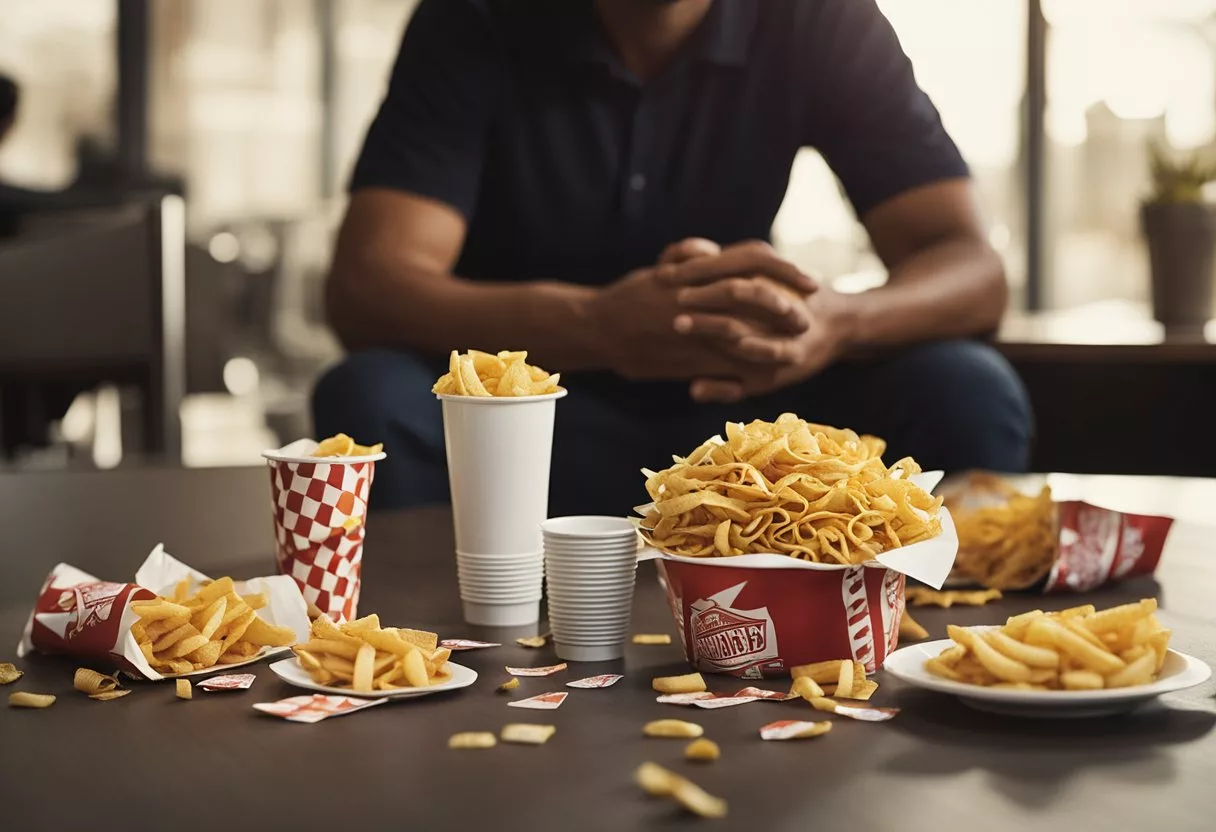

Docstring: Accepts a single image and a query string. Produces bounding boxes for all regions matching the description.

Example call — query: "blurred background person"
[315,0,1032,515]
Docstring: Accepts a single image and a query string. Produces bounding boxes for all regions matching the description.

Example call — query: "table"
[3,486,1215,832]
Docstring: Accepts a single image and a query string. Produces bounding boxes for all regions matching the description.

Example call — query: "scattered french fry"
[635,762,727,819]
[448,732,497,750]
[73,668,120,696]
[10,692,56,708]
[899,610,929,641]
[643,719,704,739]
[652,673,706,695]
[632,634,672,646]
[684,738,720,762]
[0,663,25,685]
[906,588,1003,608]
[176,679,192,700]
[500,724,556,745]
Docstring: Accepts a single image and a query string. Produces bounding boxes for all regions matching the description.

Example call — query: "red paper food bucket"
[263,440,385,622]
[642,506,959,679]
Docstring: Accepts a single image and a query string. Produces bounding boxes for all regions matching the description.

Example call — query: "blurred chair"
[0,195,185,462]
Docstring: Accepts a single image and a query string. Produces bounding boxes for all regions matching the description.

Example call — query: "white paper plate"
[884,639,1212,718]
[268,658,478,699]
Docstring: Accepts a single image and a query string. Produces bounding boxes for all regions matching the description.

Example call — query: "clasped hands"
[592,238,853,403]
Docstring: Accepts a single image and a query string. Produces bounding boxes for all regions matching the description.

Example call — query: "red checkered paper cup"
[263,439,386,622]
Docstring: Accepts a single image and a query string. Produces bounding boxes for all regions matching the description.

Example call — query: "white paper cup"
[455,548,545,615]
[463,600,540,627]
[542,515,640,660]
[554,642,626,662]
[541,516,638,539]
[441,391,567,557]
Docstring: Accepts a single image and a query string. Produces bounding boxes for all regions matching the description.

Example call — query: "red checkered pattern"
[267,460,375,622]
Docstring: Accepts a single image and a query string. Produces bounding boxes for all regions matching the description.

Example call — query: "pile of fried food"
[292,614,454,692]
[946,473,1057,589]
[639,414,942,564]
[131,577,296,675]
[926,599,1170,690]
[432,349,562,398]
[311,433,383,457]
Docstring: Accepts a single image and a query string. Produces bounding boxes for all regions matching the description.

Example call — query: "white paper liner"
[634,472,957,589]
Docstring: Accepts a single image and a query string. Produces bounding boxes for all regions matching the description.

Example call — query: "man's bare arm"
[845,178,1007,347]
[325,188,603,369]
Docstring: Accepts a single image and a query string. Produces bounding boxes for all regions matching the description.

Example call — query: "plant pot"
[1141,201,1216,328]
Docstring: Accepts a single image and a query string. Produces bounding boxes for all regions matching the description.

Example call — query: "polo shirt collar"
[562,0,757,69]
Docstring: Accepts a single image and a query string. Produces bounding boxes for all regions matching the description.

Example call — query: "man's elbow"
[979,243,1009,331]
[324,268,364,351]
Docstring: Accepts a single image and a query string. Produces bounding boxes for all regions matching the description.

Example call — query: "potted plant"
[1141,143,1216,329]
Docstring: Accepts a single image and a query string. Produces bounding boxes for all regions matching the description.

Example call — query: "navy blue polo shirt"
[350,0,968,286]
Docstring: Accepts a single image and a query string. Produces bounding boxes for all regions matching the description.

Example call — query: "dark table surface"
[3,487,1215,832]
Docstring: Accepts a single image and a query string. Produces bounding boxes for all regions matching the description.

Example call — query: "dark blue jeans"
[312,341,1032,516]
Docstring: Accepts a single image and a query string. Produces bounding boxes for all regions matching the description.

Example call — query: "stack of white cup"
[439,389,567,627]
[541,516,640,662]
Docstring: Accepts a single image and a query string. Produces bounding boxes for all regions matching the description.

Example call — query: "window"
[774,1,1028,298]
[1042,0,1216,308]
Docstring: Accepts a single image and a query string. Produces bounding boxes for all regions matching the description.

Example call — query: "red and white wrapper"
[198,674,257,691]
[16,544,311,680]
[760,720,830,741]
[657,688,796,708]
[263,439,386,623]
[507,691,568,710]
[253,694,383,723]
[440,639,502,651]
[566,674,623,689]
[830,703,900,722]
[1043,501,1172,593]
[505,663,568,677]
[640,473,956,678]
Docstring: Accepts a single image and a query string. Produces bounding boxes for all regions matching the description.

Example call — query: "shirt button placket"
[623,94,652,222]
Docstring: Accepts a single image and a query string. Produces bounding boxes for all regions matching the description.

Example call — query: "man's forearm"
[842,237,1007,348]
[328,264,607,371]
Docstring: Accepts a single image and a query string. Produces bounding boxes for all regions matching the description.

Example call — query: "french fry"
[643,719,704,739]
[1082,599,1156,634]
[684,738,720,762]
[9,692,55,708]
[1105,651,1157,689]
[1061,670,1104,690]
[790,660,851,685]
[449,732,496,750]
[175,679,192,700]
[632,634,672,645]
[0,663,23,685]
[352,643,376,693]
[635,763,727,819]
[402,648,429,688]
[791,676,824,701]
[652,673,707,695]
[907,588,1002,608]
[500,723,556,745]
[73,668,120,695]
[129,599,191,622]
[899,611,929,641]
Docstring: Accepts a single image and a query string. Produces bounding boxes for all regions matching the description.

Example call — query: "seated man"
[315,0,1032,515]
